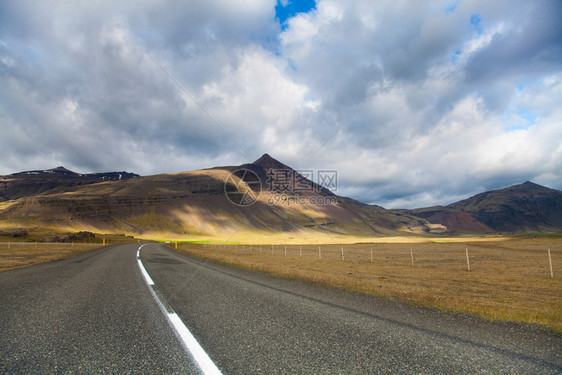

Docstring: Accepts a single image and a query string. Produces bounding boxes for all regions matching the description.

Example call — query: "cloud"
[0,0,280,174]
[0,0,561,209]
[276,0,562,207]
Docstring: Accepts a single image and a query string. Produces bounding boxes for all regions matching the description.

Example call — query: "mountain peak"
[505,181,553,194]
[248,153,336,197]
[47,166,78,175]
[521,181,541,188]
[252,153,292,171]
[9,166,79,177]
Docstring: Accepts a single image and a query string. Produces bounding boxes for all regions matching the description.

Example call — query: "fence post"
[370,248,373,263]
[318,246,321,259]
[341,246,344,261]
[465,248,471,271]
[410,247,414,267]
[548,248,554,278]
[300,246,302,257]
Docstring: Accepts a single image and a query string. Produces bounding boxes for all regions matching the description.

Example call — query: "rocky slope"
[409,181,562,233]
[0,156,435,238]
[0,166,138,201]
[2,157,560,238]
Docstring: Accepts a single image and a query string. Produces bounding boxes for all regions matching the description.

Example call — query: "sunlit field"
[0,242,103,271]
[174,237,562,331]
[0,234,139,271]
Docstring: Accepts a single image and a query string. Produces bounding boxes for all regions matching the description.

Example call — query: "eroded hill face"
[1,157,560,239]
[0,167,139,202]
[0,157,436,239]
[409,182,562,233]
[448,182,562,232]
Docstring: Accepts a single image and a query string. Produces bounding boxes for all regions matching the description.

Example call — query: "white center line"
[137,244,223,375]
[137,259,154,285]
[167,313,223,375]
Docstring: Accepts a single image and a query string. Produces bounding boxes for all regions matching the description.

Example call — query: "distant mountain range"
[407,181,562,233]
[1,155,561,239]
[0,166,139,201]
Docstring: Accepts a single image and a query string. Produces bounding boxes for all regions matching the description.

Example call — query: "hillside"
[0,167,139,202]
[0,155,436,240]
[2,157,560,240]
[410,181,562,233]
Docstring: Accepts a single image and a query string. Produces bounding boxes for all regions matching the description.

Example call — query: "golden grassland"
[152,230,512,245]
[2,227,560,330]
[0,242,102,271]
[0,233,140,271]
[174,237,562,331]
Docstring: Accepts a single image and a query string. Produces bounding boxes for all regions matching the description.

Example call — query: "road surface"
[1,243,561,374]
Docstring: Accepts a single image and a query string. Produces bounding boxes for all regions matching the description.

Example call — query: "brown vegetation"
[0,233,138,271]
[0,242,102,271]
[174,237,562,331]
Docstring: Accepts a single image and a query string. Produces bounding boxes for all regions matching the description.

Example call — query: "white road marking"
[137,244,223,375]
[137,259,154,286]
[167,313,223,375]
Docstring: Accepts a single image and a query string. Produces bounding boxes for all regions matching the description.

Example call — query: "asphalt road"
[1,243,561,374]
[0,244,200,374]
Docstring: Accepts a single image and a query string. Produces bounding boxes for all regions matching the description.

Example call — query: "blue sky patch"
[470,14,481,26]
[450,49,462,64]
[275,0,316,29]
[470,13,483,34]
[502,109,537,132]
[445,2,459,14]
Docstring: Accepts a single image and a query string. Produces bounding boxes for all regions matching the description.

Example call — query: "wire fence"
[186,241,560,278]
[0,239,138,271]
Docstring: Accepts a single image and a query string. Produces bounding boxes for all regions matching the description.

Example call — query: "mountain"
[409,181,562,233]
[0,167,139,202]
[252,153,292,171]
[0,155,437,239]
[2,157,560,239]
[243,153,336,198]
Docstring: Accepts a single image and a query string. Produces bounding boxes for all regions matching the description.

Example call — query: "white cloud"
[0,0,561,208]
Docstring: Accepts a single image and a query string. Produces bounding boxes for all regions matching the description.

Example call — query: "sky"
[1,0,561,209]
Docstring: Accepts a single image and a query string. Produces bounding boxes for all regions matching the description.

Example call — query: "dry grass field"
[175,237,562,331]
[0,242,105,271]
